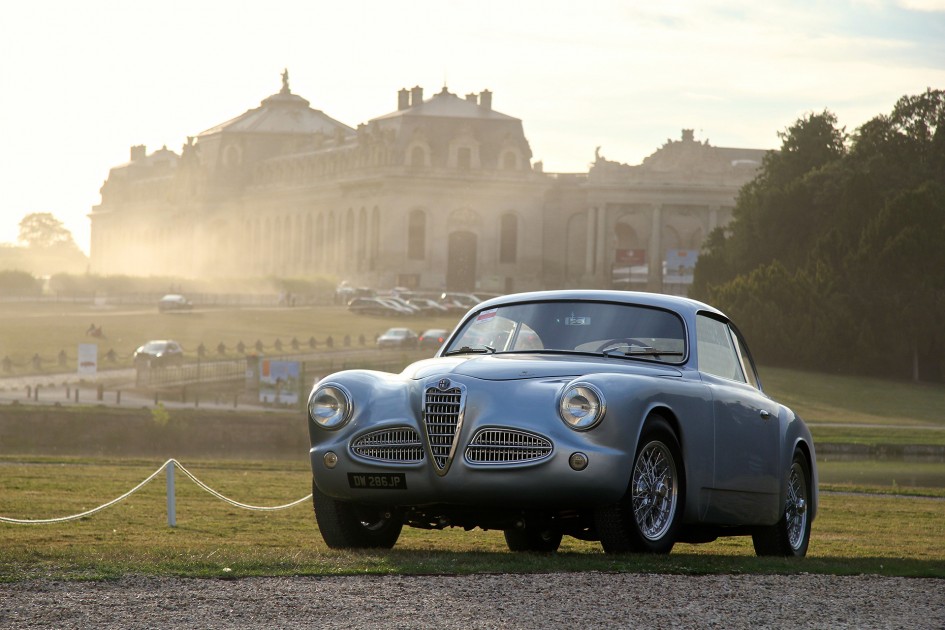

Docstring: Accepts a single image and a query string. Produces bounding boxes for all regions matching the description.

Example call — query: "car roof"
[473,290,727,321]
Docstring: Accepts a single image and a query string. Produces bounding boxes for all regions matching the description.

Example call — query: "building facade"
[90,73,766,295]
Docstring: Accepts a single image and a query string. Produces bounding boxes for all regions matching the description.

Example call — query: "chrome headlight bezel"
[558,382,605,431]
[308,384,353,430]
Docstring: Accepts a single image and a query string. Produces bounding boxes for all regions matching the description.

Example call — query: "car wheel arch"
[635,405,695,520]
[636,405,684,460]
[789,438,816,520]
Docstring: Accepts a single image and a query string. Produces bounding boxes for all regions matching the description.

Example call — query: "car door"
[696,314,781,523]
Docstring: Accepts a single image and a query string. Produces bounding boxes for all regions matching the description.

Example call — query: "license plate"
[347,472,407,490]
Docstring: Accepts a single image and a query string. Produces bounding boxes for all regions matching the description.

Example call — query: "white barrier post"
[166,461,177,527]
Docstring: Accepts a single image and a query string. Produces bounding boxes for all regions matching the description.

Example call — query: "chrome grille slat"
[465,428,553,464]
[423,384,465,474]
[351,428,424,463]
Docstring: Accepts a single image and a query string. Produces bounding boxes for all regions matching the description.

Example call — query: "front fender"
[574,372,715,523]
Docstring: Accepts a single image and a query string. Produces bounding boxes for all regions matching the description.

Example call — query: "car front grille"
[465,428,554,464]
[423,383,465,474]
[351,428,424,463]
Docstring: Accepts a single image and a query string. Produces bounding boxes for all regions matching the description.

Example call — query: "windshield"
[444,300,686,363]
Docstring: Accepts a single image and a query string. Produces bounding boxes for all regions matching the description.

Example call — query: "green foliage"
[151,403,171,427]
[0,270,41,296]
[693,90,945,382]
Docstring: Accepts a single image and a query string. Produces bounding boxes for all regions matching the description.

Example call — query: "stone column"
[708,205,720,234]
[585,206,596,277]
[596,205,608,286]
[648,204,663,293]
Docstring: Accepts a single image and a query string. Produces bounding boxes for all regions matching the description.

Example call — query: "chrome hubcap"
[785,462,808,550]
[631,441,678,541]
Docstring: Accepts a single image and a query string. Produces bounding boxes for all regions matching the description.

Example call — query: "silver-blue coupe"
[306,290,817,555]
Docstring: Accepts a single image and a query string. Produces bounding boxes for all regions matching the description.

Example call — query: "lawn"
[0,300,458,371]
[761,366,945,428]
[1,458,943,581]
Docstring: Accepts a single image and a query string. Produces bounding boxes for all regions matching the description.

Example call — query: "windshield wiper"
[602,346,683,358]
[444,345,496,356]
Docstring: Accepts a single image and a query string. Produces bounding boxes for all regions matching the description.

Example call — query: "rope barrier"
[0,459,312,525]
[172,460,312,511]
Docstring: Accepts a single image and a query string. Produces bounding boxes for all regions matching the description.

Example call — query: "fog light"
[569,452,588,471]
[324,451,338,469]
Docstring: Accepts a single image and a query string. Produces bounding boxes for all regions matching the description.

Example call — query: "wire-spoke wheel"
[596,416,683,554]
[631,440,678,542]
[752,451,812,557]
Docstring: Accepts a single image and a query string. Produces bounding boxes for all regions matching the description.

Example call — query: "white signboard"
[78,343,98,376]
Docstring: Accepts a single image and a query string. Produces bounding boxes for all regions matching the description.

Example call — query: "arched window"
[410,146,426,167]
[456,147,472,170]
[499,212,518,263]
[408,210,426,260]
[223,144,242,167]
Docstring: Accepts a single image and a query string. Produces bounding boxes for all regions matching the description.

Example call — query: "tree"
[17,213,78,249]
[693,111,847,295]
[0,270,41,296]
[692,91,945,382]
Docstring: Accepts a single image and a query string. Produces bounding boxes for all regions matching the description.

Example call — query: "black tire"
[503,526,563,552]
[312,478,403,549]
[752,451,812,557]
[595,416,684,554]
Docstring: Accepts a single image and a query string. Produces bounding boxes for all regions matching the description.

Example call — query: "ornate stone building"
[90,73,766,295]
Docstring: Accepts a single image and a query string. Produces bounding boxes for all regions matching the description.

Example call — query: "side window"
[730,329,760,389]
[696,314,746,383]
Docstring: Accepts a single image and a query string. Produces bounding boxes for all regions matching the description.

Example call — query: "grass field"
[761,366,945,428]
[0,300,458,371]
[1,458,943,581]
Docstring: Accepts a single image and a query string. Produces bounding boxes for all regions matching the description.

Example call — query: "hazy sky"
[1,0,943,255]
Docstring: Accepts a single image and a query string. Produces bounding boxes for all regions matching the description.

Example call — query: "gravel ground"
[2,573,943,629]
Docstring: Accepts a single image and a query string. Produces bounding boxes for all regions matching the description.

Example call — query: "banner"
[259,360,300,405]
[665,249,699,284]
[612,249,648,285]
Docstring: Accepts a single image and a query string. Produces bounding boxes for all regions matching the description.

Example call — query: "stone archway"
[446,230,477,292]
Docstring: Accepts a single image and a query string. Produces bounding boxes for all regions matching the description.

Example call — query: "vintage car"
[157,294,193,312]
[376,327,419,349]
[306,290,817,556]
[133,339,184,366]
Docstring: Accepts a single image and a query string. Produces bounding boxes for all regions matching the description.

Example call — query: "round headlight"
[308,385,352,429]
[558,383,604,431]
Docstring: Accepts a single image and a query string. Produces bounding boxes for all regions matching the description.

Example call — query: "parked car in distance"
[348,297,405,317]
[379,296,420,314]
[439,292,480,314]
[158,294,192,312]
[133,340,184,366]
[306,290,817,556]
[376,327,419,349]
[407,298,449,315]
[418,328,450,350]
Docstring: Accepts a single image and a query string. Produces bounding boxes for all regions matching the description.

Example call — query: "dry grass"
[1,458,943,582]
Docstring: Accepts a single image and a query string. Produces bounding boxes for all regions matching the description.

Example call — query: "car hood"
[405,354,683,381]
